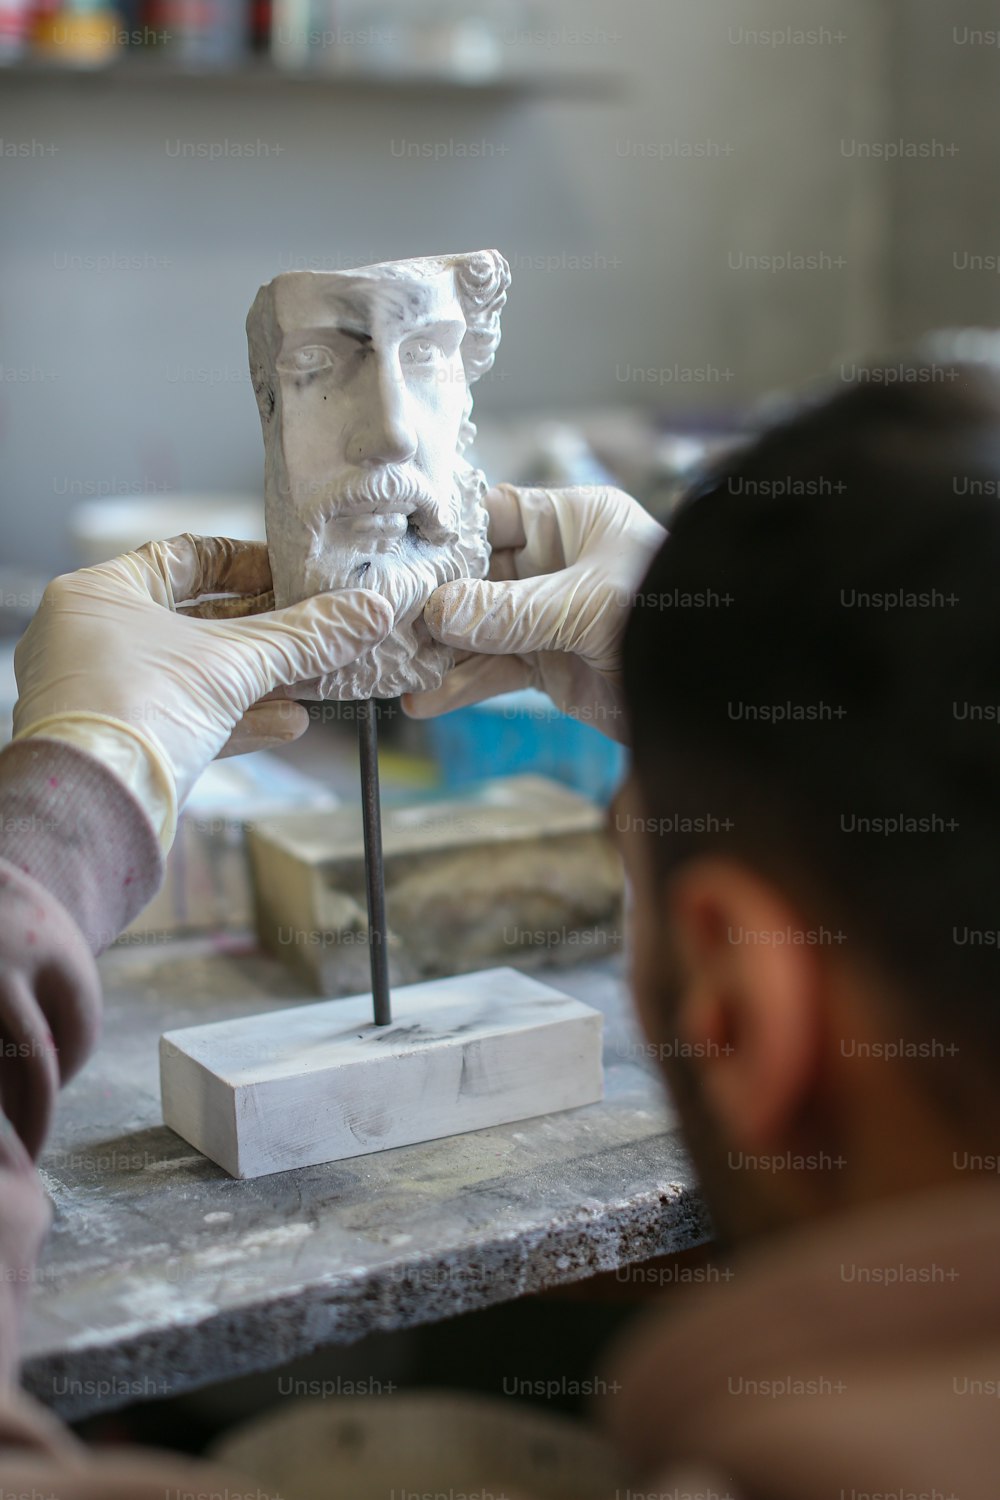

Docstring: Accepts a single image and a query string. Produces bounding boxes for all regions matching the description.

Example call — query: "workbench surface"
[22,940,708,1421]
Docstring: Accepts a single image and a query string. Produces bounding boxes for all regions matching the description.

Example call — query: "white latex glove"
[13,534,393,849]
[402,484,666,743]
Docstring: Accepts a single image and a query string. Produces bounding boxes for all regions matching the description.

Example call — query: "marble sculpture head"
[247,249,510,699]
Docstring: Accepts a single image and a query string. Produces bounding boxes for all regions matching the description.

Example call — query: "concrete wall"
[885,0,1000,343]
[2,0,891,569]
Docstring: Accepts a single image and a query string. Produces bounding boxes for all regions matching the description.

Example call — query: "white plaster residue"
[183,1219,314,1271]
[241,1221,315,1249]
[59,1223,317,1350]
[62,1278,221,1348]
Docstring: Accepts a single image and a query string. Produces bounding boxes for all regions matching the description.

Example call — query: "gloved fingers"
[178,588,275,620]
[496,484,660,579]
[483,482,613,554]
[217,700,309,758]
[484,545,524,584]
[482,483,529,551]
[482,484,572,576]
[482,484,610,581]
[129,535,273,611]
[402,652,532,719]
[423,573,585,658]
[226,587,393,693]
[262,680,318,701]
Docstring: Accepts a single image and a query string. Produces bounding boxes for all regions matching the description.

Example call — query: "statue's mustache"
[319,465,458,545]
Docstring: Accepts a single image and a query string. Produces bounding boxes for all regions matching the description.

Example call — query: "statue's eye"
[287,345,334,373]
[402,338,440,367]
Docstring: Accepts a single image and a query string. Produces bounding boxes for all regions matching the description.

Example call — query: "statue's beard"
[267,460,490,700]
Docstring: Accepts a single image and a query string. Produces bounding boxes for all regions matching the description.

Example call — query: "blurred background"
[7,0,1000,571]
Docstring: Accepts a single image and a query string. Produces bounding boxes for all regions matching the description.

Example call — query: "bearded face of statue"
[246,251,509,699]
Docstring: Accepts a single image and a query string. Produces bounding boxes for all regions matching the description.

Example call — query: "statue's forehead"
[271,268,462,334]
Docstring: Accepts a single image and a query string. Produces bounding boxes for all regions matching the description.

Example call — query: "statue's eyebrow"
[400,316,467,344]
[281,325,371,351]
[343,316,465,345]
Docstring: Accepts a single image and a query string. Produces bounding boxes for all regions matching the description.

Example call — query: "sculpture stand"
[160,968,603,1179]
[158,697,605,1180]
[357,701,391,1027]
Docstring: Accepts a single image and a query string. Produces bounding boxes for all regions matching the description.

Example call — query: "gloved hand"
[402,484,666,742]
[13,534,393,848]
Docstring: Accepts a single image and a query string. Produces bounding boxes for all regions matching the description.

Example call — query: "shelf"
[0,55,624,96]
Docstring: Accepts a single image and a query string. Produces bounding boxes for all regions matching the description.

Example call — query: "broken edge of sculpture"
[247,249,510,700]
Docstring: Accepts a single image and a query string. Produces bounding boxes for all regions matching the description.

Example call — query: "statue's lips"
[328,510,414,551]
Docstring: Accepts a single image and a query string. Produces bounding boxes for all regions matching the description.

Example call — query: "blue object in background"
[425,689,627,806]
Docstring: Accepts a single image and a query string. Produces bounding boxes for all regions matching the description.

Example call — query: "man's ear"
[666,858,828,1154]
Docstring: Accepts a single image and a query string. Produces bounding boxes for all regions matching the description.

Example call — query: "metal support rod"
[358,700,392,1026]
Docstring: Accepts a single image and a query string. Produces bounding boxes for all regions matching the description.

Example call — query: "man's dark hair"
[623,350,1000,1065]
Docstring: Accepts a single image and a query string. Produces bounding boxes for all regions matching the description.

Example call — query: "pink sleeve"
[0,738,163,1389]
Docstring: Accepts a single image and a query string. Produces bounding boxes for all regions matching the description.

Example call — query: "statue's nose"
[349,357,418,468]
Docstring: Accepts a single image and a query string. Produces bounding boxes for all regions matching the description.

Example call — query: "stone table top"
[21,940,709,1421]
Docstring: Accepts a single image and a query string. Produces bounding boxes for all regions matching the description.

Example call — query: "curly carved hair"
[450,247,510,383]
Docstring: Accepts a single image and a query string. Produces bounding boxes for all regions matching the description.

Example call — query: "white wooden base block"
[160,968,603,1179]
